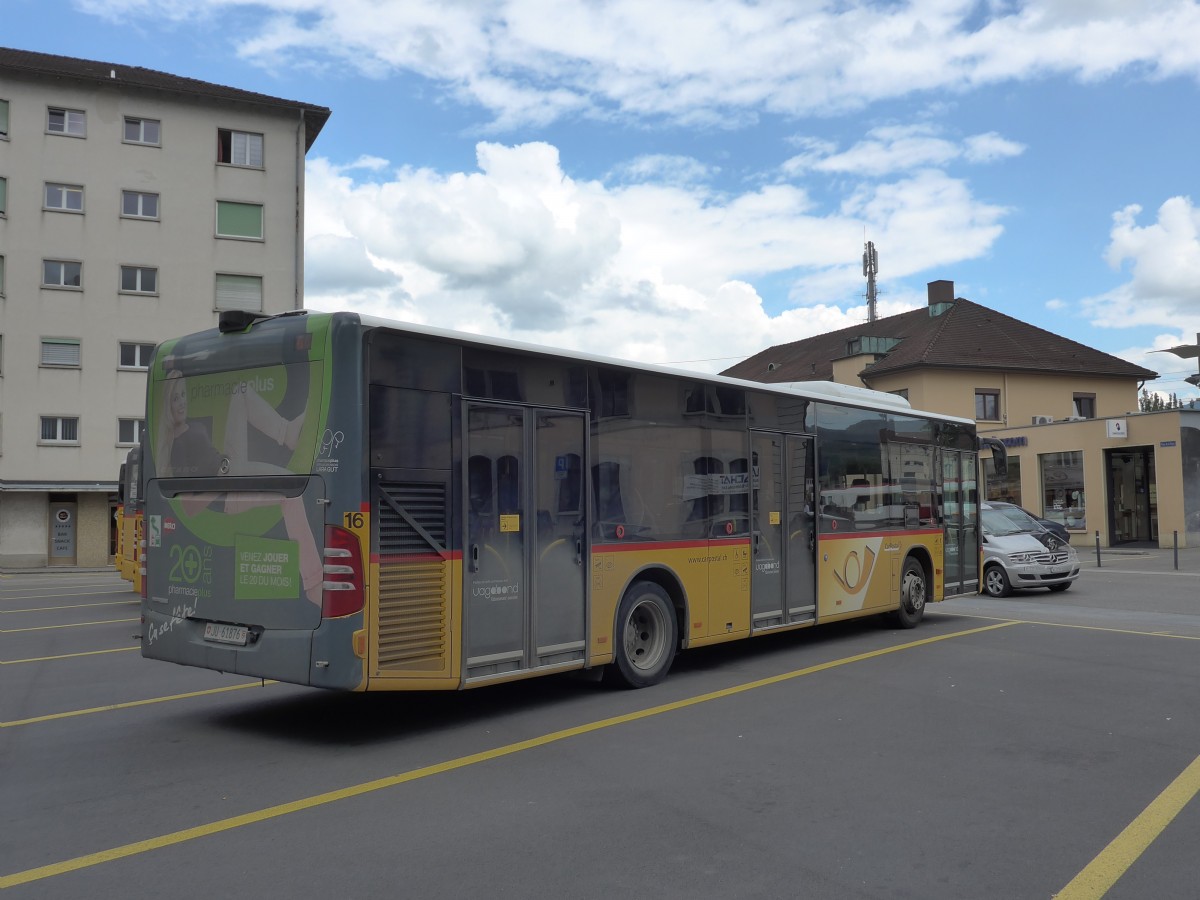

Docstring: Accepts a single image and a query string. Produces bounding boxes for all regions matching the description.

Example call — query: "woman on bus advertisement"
[151,356,323,605]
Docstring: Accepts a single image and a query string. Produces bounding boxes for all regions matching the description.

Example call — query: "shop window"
[1040,451,1085,531]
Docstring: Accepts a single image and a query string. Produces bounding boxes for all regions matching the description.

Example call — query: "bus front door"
[750,432,816,630]
[464,404,587,682]
[940,449,979,595]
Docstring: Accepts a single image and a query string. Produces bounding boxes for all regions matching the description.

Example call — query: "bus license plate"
[204,622,248,646]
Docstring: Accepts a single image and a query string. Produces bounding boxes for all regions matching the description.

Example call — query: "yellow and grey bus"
[140,309,990,691]
[115,445,143,593]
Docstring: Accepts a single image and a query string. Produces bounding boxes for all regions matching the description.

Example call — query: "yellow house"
[725,281,1200,548]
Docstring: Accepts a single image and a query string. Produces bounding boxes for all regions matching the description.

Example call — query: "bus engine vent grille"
[376,482,449,671]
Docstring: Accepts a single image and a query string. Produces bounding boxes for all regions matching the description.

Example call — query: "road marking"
[0,621,1016,888]
[2,600,138,614]
[0,618,138,634]
[1082,567,1200,578]
[0,681,276,729]
[1,646,139,665]
[0,587,135,600]
[945,612,1200,640]
[1056,753,1200,899]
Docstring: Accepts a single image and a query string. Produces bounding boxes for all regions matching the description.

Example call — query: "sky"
[7,0,1200,396]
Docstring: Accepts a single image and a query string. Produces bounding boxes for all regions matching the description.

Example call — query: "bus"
[115,445,144,593]
[140,309,991,691]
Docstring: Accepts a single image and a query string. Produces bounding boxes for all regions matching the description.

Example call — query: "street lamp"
[1153,333,1200,388]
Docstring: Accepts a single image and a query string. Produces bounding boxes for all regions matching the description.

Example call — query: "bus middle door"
[750,431,816,630]
[464,403,587,682]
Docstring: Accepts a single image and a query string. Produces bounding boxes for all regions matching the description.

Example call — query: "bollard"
[1174,531,1179,571]
[1095,531,1101,568]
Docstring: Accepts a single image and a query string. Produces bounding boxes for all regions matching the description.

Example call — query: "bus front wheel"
[606,581,678,688]
[888,557,927,629]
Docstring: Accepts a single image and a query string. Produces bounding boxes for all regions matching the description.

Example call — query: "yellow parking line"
[945,612,1200,640]
[0,618,138,634]
[0,621,1016,888]
[0,586,133,597]
[1057,753,1200,899]
[2,646,139,665]
[2,600,138,614]
[0,681,276,728]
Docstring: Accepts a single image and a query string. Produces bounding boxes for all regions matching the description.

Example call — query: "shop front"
[982,409,1200,549]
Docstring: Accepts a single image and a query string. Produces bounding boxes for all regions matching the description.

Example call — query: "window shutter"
[41,340,81,366]
[215,274,263,312]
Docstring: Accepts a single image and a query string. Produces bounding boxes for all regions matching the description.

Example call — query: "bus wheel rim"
[625,598,668,671]
[902,568,926,612]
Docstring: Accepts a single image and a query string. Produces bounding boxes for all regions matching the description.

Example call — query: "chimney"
[928,280,955,317]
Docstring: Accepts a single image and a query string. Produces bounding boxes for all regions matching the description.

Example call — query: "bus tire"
[888,556,927,629]
[605,581,678,688]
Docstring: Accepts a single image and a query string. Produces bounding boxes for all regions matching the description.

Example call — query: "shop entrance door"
[1106,447,1157,544]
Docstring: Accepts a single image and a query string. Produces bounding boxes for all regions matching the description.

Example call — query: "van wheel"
[888,557,927,628]
[983,565,1011,597]
[605,581,677,688]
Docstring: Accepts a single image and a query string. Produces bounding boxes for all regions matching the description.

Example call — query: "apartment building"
[725,281,1200,548]
[0,48,330,568]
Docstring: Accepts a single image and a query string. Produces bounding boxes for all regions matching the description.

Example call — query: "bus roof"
[238,309,975,425]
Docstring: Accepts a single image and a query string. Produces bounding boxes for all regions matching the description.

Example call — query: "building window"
[119,265,158,295]
[0,254,5,297]
[215,273,263,312]
[121,190,159,219]
[1040,451,1085,532]
[0,176,6,215]
[41,416,80,443]
[123,116,160,146]
[975,389,1001,421]
[1072,394,1096,419]
[47,107,86,137]
[216,201,264,240]
[118,418,145,445]
[41,339,81,367]
[43,259,82,289]
[119,341,155,369]
[0,98,8,138]
[217,129,263,167]
[44,182,85,212]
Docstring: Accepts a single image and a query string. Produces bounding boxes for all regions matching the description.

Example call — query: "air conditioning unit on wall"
[1031,415,1054,425]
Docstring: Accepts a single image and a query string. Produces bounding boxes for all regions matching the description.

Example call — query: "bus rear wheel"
[888,557,927,629]
[606,581,677,688]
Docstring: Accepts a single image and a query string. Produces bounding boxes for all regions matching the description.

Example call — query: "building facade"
[725,281,1200,548]
[0,48,329,567]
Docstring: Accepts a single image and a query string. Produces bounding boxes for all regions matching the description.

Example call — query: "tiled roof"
[722,295,1157,384]
[0,46,330,150]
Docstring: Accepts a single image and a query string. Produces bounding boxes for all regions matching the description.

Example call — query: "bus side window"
[592,461,626,536]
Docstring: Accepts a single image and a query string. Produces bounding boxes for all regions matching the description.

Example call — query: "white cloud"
[1083,196,1200,332]
[784,125,1025,177]
[76,0,1200,128]
[304,140,1009,371]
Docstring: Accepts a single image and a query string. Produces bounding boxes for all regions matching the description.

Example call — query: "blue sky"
[8,0,1200,394]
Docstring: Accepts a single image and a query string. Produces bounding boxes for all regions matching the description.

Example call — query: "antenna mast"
[862,240,879,323]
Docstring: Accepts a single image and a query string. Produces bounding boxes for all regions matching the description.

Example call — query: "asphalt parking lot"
[2,553,1197,899]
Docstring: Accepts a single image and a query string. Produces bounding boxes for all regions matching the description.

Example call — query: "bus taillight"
[322,525,365,618]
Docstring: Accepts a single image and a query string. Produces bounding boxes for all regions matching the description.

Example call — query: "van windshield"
[982,508,1029,537]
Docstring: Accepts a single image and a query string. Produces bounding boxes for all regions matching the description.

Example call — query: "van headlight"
[1008,552,1039,563]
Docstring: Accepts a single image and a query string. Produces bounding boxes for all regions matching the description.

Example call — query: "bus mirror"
[979,437,1008,479]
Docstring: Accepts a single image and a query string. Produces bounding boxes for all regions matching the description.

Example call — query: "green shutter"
[216,201,263,239]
